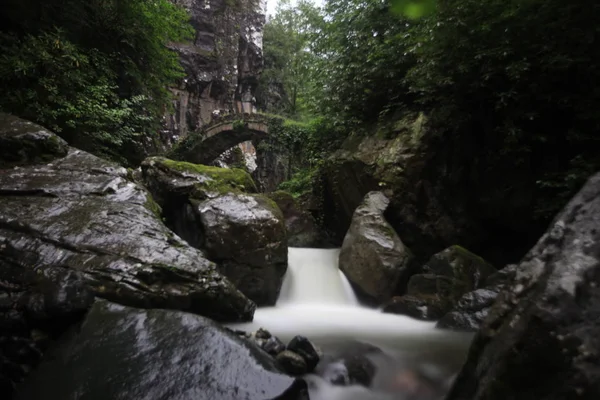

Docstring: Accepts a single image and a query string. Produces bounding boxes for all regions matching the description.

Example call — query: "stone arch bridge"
[176,114,269,165]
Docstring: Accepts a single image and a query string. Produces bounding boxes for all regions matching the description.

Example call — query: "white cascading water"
[230,248,473,400]
[277,248,359,306]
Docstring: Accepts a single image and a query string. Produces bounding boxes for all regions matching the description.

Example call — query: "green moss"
[451,245,489,265]
[266,190,294,204]
[144,195,163,219]
[158,158,257,194]
[254,194,285,223]
[232,120,246,131]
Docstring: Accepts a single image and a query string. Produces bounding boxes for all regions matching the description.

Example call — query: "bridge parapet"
[174,113,270,165]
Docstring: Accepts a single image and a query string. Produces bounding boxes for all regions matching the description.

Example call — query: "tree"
[406,0,600,216]
[0,0,193,165]
[256,0,324,119]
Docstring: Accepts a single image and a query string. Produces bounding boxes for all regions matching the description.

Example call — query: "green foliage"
[405,0,600,218]
[0,0,193,165]
[263,0,600,221]
[278,166,319,198]
[256,0,324,119]
[390,0,436,19]
[257,113,346,166]
[313,0,418,125]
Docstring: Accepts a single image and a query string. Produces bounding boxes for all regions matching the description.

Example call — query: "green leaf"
[390,0,437,19]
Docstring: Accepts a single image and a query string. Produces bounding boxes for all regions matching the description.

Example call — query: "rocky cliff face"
[316,113,547,267]
[165,0,265,139]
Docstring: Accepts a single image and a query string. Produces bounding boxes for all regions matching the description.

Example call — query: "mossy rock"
[142,157,258,200]
[424,245,496,291]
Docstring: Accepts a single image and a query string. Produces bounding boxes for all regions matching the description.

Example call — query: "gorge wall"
[165,0,265,140]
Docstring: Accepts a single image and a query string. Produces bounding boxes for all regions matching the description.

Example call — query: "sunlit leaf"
[390,0,437,20]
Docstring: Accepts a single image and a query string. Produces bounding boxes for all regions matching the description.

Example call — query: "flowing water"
[231,248,473,400]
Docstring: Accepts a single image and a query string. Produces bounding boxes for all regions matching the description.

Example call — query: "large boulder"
[15,301,305,400]
[339,191,413,302]
[383,246,495,321]
[267,191,322,247]
[0,116,256,396]
[436,264,517,331]
[0,266,94,397]
[446,172,600,400]
[141,157,288,306]
[0,149,254,322]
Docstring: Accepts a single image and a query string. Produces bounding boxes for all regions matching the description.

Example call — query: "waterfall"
[229,247,473,400]
[231,248,470,353]
[277,248,358,306]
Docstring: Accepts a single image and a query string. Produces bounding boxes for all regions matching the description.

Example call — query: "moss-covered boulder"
[267,190,321,247]
[0,113,69,167]
[142,157,257,201]
[437,264,517,331]
[384,246,495,321]
[423,246,496,289]
[141,157,288,306]
[339,191,413,302]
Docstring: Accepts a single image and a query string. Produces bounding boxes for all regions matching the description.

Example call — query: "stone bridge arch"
[177,116,269,165]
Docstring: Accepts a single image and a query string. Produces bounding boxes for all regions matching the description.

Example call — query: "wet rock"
[386,246,495,321]
[255,327,272,339]
[382,295,447,321]
[142,157,288,306]
[339,191,413,302]
[15,301,303,400]
[436,265,517,331]
[0,113,69,167]
[267,191,322,247]
[421,245,496,290]
[263,336,286,356]
[0,144,254,322]
[316,341,382,387]
[277,350,308,376]
[0,267,94,397]
[288,335,320,371]
[436,289,498,331]
[198,193,288,305]
[446,172,600,400]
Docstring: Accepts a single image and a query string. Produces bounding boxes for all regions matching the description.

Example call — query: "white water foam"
[229,248,472,399]
[231,248,469,353]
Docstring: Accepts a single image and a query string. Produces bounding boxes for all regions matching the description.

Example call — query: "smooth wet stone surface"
[0,149,254,322]
[436,264,517,331]
[141,157,288,306]
[287,335,320,371]
[339,191,413,302]
[15,301,303,400]
[447,172,600,400]
[277,350,308,376]
[267,191,322,247]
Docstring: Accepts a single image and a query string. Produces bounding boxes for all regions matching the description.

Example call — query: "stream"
[231,248,473,399]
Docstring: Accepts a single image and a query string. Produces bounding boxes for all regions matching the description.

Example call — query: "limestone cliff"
[165,0,265,139]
